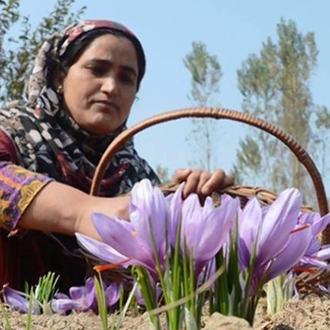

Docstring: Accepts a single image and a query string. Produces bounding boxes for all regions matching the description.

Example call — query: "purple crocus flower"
[265,224,312,280]
[239,188,302,271]
[50,294,81,315]
[296,212,330,269]
[76,232,130,266]
[51,277,96,314]
[238,187,330,293]
[77,179,168,274]
[2,285,40,314]
[237,188,324,293]
[51,278,120,315]
[169,184,239,275]
[105,283,120,307]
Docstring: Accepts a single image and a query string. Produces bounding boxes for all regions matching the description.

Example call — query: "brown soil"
[0,295,329,329]
[254,295,330,330]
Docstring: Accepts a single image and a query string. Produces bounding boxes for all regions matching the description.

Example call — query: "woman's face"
[62,34,138,135]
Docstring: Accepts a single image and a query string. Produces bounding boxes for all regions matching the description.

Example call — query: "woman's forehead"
[75,34,138,69]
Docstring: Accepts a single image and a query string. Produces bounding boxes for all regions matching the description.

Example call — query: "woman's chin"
[83,120,122,136]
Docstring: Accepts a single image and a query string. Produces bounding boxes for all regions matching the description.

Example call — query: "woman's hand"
[76,194,130,240]
[172,168,234,199]
[19,181,130,242]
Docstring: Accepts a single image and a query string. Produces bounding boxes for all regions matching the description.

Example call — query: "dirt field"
[0,294,329,330]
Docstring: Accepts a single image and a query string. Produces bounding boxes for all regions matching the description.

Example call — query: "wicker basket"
[90,107,329,239]
[90,107,330,289]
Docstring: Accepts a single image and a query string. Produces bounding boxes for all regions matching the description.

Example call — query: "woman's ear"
[54,69,64,90]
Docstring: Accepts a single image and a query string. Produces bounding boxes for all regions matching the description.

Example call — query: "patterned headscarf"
[0,20,159,197]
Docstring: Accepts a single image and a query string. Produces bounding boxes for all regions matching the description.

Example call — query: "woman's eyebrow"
[86,58,137,77]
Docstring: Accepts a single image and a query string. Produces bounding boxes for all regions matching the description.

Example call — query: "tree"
[184,41,222,171]
[0,0,86,103]
[234,18,330,203]
[155,165,171,185]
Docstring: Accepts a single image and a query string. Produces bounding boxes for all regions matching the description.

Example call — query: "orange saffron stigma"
[93,258,131,273]
[293,266,317,274]
[290,224,310,234]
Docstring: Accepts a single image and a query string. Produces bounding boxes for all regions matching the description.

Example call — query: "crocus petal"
[130,179,153,216]
[312,247,330,261]
[238,237,251,270]
[130,181,167,261]
[239,197,263,254]
[64,278,100,313]
[258,188,302,265]
[312,213,330,236]
[70,277,93,301]
[180,194,202,252]
[168,183,184,246]
[3,286,29,313]
[92,213,154,269]
[300,256,329,269]
[51,299,81,315]
[75,233,129,265]
[129,179,154,256]
[305,237,321,255]
[105,283,120,307]
[55,292,70,299]
[297,212,316,226]
[5,286,40,314]
[267,225,311,280]
[149,186,167,255]
[317,284,330,294]
[194,195,237,264]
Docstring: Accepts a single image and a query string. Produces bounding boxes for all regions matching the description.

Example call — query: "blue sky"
[19,0,330,182]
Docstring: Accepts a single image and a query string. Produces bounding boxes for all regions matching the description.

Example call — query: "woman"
[0,20,234,291]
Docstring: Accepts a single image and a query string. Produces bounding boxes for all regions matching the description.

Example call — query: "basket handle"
[90,107,330,242]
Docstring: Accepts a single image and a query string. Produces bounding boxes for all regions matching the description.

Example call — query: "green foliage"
[26,271,60,304]
[316,105,330,130]
[26,289,34,330]
[25,271,60,315]
[0,0,19,39]
[111,282,138,330]
[265,274,295,315]
[94,274,109,330]
[184,41,222,171]
[0,0,86,103]
[235,18,330,202]
[184,41,222,106]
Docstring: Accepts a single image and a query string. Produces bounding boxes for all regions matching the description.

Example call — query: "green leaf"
[184,307,198,330]
[94,274,108,330]
[113,282,138,330]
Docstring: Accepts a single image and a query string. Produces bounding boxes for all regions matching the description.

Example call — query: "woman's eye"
[89,66,106,76]
[119,74,135,86]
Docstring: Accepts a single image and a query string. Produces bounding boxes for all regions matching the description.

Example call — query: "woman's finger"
[172,168,192,184]
[196,171,212,195]
[222,172,235,187]
[200,169,227,196]
[183,169,203,198]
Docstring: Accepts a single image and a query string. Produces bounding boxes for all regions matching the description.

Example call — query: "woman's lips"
[93,100,120,111]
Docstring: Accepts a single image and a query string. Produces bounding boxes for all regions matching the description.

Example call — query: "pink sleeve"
[0,128,53,230]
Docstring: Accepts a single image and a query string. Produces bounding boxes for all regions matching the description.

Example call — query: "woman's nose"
[101,77,118,95]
